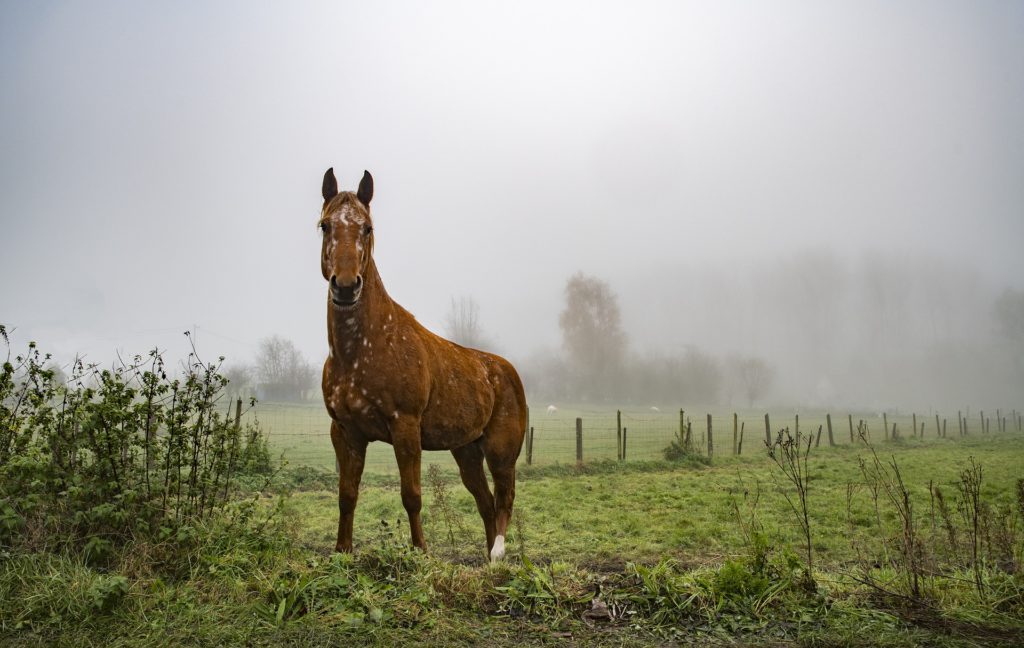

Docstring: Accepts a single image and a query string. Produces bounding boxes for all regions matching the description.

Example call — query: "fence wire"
[241,402,1020,477]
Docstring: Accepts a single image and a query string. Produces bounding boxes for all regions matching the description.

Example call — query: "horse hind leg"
[483,419,524,562]
[451,440,496,556]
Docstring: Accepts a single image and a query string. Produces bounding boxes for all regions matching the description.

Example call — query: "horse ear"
[357,170,373,206]
[322,168,338,203]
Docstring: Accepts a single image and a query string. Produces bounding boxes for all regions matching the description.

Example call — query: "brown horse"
[318,168,527,561]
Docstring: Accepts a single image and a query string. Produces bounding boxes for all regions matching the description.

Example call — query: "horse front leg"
[392,417,427,550]
[331,421,367,552]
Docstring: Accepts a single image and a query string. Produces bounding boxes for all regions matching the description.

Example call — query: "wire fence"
[243,402,1024,477]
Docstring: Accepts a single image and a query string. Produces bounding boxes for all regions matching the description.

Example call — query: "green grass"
[291,432,1024,567]
[3,432,1022,646]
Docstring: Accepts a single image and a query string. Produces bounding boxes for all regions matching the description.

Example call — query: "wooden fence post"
[958,410,964,436]
[678,409,685,452]
[575,417,583,464]
[764,413,771,446]
[733,413,738,455]
[524,405,530,457]
[912,413,917,439]
[707,414,714,460]
[684,419,692,451]
[980,411,985,434]
[622,427,628,461]
[617,410,623,461]
[826,413,834,447]
[795,413,800,439]
[848,414,854,444]
[883,413,889,440]
[527,427,534,465]
[738,422,745,455]
[815,425,822,448]
[935,414,940,439]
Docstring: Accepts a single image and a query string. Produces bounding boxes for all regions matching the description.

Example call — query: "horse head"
[319,168,375,309]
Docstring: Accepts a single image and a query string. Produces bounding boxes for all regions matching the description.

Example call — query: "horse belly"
[419,390,492,450]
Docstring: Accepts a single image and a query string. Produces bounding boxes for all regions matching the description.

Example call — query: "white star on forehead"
[333,205,365,226]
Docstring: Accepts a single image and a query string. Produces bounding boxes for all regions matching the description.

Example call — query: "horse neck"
[328,258,394,358]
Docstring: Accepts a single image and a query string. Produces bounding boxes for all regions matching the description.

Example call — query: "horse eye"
[319,222,328,233]
[363,225,373,236]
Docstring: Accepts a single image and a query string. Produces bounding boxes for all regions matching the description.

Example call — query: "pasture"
[288,432,1024,568]
[4,393,1023,646]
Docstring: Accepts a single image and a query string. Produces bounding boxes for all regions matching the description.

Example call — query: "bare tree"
[254,335,315,402]
[444,296,489,349]
[736,355,776,408]
[223,363,255,399]
[559,273,627,401]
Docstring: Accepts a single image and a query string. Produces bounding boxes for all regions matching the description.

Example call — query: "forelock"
[320,192,372,226]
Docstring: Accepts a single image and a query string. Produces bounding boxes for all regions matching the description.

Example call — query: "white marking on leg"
[490,535,505,562]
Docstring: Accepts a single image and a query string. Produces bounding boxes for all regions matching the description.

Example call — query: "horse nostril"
[331,275,362,291]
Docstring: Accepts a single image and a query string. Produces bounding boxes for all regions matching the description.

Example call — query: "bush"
[0,326,272,560]
[662,421,709,465]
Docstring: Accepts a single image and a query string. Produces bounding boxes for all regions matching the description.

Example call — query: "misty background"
[2,1,1022,411]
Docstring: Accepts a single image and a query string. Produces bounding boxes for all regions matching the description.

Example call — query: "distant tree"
[45,363,68,387]
[223,363,255,399]
[993,289,1024,345]
[518,348,571,402]
[444,296,489,349]
[254,336,315,402]
[735,355,776,408]
[994,289,1024,379]
[558,273,627,401]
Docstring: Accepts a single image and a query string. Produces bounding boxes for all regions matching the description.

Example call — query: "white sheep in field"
[546,405,558,415]
[650,406,661,412]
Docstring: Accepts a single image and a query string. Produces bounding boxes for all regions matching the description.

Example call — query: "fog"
[2,2,1022,410]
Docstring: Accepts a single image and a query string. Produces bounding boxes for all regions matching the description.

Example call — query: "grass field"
[4,423,1022,646]
[291,432,1024,566]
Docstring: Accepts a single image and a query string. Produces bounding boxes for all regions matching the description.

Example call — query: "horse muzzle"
[330,275,363,308]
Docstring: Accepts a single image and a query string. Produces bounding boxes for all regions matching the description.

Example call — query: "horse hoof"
[489,535,505,562]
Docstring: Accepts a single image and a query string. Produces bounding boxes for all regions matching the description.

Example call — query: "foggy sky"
[2,1,1023,406]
